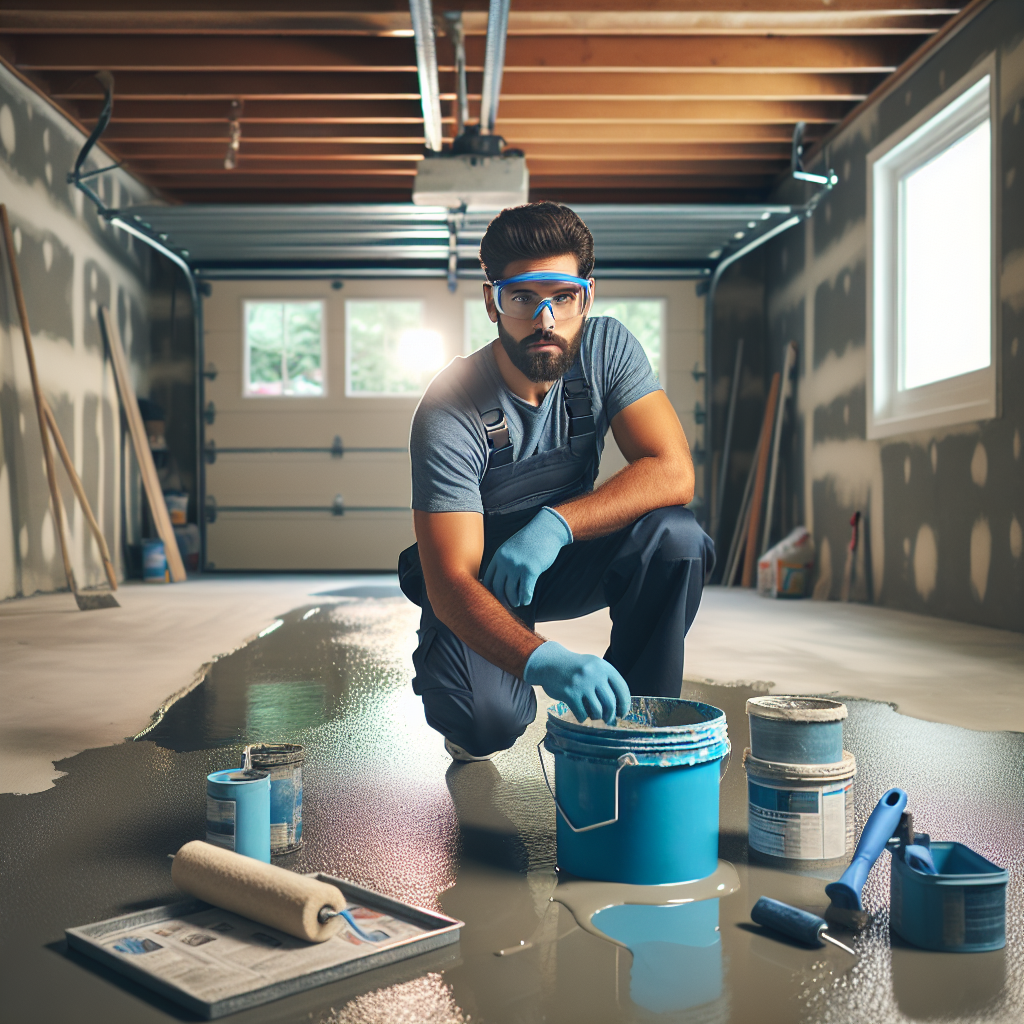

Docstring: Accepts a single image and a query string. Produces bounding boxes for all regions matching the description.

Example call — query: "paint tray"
[890,841,1007,952]
[65,874,463,1018]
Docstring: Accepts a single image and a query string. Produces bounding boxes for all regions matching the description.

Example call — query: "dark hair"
[479,202,595,282]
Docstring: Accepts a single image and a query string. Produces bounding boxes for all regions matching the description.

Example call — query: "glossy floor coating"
[2,593,1021,1023]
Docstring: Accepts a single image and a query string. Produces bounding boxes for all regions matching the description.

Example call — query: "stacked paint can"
[244,744,304,856]
[743,697,856,866]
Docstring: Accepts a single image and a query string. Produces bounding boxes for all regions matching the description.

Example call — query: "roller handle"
[751,897,826,947]
[826,787,907,907]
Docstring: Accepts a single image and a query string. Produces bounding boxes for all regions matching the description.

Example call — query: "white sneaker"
[444,738,495,762]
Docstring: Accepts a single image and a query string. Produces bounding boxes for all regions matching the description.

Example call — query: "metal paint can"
[743,748,856,865]
[243,744,304,856]
[205,768,271,862]
[746,696,847,764]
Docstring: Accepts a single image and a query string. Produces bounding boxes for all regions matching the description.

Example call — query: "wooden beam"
[72,99,428,123]
[12,34,918,73]
[1,6,961,36]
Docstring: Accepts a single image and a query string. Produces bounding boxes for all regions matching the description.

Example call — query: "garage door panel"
[206,513,414,571]
[206,454,411,507]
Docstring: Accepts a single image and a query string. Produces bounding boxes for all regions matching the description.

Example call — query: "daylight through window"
[244,301,324,397]
[346,300,444,396]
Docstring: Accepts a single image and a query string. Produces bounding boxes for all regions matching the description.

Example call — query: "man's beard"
[497,318,584,383]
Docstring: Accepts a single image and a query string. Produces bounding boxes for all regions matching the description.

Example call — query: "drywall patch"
[1010,516,1023,560]
[913,524,938,601]
[970,443,988,487]
[970,517,992,603]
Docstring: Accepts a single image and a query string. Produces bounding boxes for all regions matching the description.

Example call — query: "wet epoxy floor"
[1,595,1022,1024]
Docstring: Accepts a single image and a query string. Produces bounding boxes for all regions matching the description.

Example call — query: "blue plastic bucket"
[142,539,168,584]
[890,841,1007,952]
[541,697,730,885]
[206,769,271,862]
[746,696,846,764]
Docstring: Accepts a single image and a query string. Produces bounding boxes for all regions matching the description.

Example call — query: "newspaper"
[95,902,428,1005]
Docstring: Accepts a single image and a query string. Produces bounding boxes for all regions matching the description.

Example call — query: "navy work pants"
[411,505,715,757]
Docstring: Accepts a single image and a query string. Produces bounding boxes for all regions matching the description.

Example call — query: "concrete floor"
[1,582,1021,1024]
[2,576,1021,796]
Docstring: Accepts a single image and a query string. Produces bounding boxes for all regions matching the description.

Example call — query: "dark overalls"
[399,354,715,757]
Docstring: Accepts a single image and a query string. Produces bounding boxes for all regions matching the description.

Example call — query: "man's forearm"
[425,571,544,678]
[556,453,693,542]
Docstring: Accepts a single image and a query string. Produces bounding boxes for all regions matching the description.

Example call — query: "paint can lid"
[742,747,857,781]
[746,696,847,722]
[247,743,305,767]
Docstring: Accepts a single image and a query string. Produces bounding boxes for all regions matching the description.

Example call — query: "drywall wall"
[0,64,181,598]
[713,0,1023,630]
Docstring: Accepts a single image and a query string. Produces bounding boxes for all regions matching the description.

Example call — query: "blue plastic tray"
[890,841,1007,952]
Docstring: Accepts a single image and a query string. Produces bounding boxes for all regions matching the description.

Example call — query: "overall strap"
[455,352,596,468]
[455,356,515,468]
[561,360,595,458]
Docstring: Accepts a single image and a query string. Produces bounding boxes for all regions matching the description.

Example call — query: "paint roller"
[171,841,349,943]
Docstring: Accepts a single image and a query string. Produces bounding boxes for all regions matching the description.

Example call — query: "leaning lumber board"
[741,371,780,589]
[100,305,187,582]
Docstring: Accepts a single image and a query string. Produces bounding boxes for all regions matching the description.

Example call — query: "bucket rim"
[207,768,270,785]
[546,696,727,737]
[893,841,1008,884]
[746,696,847,723]
[742,747,856,781]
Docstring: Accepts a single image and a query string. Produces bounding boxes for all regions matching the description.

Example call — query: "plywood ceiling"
[1,1,965,204]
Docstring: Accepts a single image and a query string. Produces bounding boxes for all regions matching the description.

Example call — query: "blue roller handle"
[826,787,908,910]
[751,897,826,946]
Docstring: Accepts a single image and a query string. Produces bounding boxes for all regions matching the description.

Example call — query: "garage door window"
[590,299,665,379]
[244,300,325,397]
[346,299,445,396]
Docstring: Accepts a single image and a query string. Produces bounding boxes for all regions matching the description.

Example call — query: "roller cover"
[171,841,344,942]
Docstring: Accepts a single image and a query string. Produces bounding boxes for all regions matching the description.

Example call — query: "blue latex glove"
[523,640,632,724]
[482,506,572,607]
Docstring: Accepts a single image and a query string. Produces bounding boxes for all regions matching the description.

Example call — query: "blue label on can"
[206,795,235,849]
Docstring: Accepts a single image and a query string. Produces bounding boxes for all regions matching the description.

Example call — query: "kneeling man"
[399,202,714,761]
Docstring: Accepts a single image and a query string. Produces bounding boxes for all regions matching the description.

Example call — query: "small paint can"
[206,768,271,862]
[743,748,856,865]
[243,744,304,856]
[746,696,847,764]
[142,539,168,584]
[891,841,1008,952]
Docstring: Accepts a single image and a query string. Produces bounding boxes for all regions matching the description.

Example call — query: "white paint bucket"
[743,748,857,864]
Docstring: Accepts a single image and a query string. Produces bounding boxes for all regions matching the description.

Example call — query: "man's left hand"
[482,506,572,607]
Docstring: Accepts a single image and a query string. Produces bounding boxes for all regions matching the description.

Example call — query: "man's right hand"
[523,641,631,724]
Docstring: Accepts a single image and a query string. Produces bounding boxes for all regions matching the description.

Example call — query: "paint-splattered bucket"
[205,768,271,862]
[243,744,304,856]
[743,748,856,865]
[746,696,847,764]
[541,697,730,885]
[142,539,168,584]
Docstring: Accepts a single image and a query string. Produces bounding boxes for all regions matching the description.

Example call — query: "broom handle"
[1,204,77,595]
[42,399,118,590]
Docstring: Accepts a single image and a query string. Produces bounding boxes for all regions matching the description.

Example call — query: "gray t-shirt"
[410,316,660,513]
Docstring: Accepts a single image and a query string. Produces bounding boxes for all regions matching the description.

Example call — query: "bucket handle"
[537,739,638,833]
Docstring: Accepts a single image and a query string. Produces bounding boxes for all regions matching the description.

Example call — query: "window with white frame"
[465,296,665,380]
[590,299,665,379]
[244,300,325,397]
[867,58,997,438]
[346,299,446,396]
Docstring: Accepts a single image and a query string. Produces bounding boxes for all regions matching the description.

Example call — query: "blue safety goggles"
[491,272,592,322]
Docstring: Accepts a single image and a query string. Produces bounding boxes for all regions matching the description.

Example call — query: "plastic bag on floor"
[758,527,815,598]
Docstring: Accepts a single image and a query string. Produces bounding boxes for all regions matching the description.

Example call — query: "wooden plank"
[741,372,781,588]
[99,306,187,583]
[761,341,798,553]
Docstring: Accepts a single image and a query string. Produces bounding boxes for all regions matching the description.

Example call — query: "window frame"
[866,55,999,440]
[464,296,496,355]
[344,296,429,398]
[241,298,327,399]
[589,296,668,379]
